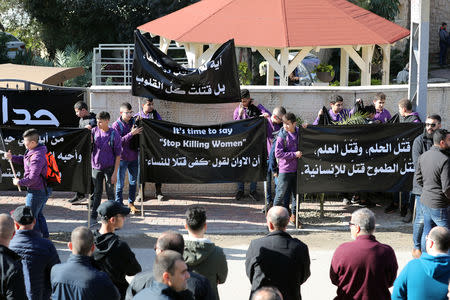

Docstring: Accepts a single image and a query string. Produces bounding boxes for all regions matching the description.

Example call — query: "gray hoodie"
[183,237,228,300]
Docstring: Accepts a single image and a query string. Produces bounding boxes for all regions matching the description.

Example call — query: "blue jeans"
[91,167,115,219]
[421,204,450,252]
[265,164,273,205]
[273,172,297,213]
[237,182,256,193]
[412,195,424,250]
[115,159,138,204]
[25,188,51,238]
[439,41,447,65]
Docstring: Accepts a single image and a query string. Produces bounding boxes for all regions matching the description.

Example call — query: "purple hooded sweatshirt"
[12,144,47,190]
[91,127,122,170]
[275,127,299,173]
[233,104,270,120]
[112,117,138,162]
[373,109,391,123]
[313,108,350,125]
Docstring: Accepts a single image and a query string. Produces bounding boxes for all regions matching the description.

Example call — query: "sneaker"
[128,203,140,214]
[261,203,273,214]
[402,210,413,223]
[360,200,375,208]
[342,198,350,205]
[249,190,260,202]
[157,193,168,201]
[384,203,398,214]
[69,195,86,204]
[411,248,422,259]
[235,190,244,201]
[351,195,360,204]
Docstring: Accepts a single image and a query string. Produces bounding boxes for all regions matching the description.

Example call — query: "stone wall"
[89,84,450,194]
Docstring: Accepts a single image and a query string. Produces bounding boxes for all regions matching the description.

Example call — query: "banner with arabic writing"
[0,90,83,127]
[298,123,423,193]
[132,30,240,103]
[139,118,267,183]
[0,127,91,193]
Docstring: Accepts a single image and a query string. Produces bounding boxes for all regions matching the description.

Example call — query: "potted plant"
[314,63,335,83]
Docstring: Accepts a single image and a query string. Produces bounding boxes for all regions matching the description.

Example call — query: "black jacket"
[416,146,450,208]
[411,132,434,195]
[93,231,142,299]
[79,112,97,128]
[133,281,193,300]
[51,254,119,300]
[125,270,214,300]
[245,231,311,300]
[0,245,26,300]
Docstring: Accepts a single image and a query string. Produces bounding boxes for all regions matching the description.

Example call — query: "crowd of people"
[0,204,449,300]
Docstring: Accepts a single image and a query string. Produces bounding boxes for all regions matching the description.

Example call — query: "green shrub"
[238,62,252,85]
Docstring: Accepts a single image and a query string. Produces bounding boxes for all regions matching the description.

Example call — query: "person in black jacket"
[410,115,442,257]
[0,213,26,300]
[245,206,310,300]
[93,201,142,299]
[51,226,119,300]
[416,129,450,253]
[126,230,214,300]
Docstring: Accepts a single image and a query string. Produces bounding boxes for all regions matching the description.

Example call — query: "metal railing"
[0,79,86,92]
[92,43,188,86]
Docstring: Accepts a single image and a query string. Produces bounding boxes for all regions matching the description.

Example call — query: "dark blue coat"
[0,245,27,300]
[51,254,119,300]
[10,229,60,300]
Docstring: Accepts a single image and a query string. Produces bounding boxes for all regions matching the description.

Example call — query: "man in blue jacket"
[392,226,450,300]
[9,205,60,300]
[51,226,119,300]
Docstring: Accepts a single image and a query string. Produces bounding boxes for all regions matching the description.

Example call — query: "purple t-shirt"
[275,127,299,173]
[112,117,138,162]
[313,108,350,125]
[233,104,270,120]
[91,127,122,170]
[373,109,391,123]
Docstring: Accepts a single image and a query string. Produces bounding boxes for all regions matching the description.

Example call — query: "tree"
[22,0,199,56]
[349,0,400,21]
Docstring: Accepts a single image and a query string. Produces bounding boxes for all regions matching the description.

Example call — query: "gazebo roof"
[138,0,410,48]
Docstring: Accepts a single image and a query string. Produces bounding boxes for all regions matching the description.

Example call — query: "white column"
[381,44,391,85]
[279,48,289,86]
[340,48,349,86]
[266,49,275,86]
[361,45,374,86]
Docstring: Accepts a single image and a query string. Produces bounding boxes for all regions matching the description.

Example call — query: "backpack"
[45,152,61,185]
[268,127,287,173]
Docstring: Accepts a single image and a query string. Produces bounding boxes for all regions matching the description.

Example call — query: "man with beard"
[415,129,450,253]
[409,115,441,258]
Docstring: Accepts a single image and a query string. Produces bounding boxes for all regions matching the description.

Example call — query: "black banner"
[132,30,241,103]
[140,118,267,183]
[0,90,83,127]
[298,123,423,193]
[0,127,91,193]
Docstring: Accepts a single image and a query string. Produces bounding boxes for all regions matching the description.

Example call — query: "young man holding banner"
[113,103,143,214]
[90,112,121,226]
[233,89,270,201]
[273,112,302,225]
[134,98,166,202]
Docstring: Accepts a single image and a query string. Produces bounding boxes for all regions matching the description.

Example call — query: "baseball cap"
[12,205,34,225]
[97,201,130,220]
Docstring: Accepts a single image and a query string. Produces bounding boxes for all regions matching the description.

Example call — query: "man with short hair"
[70,100,97,204]
[392,226,450,300]
[126,230,214,300]
[313,95,349,125]
[397,98,421,123]
[372,92,391,123]
[409,114,442,257]
[0,213,26,300]
[330,208,398,299]
[416,129,450,250]
[233,89,269,201]
[9,205,60,300]
[90,111,122,226]
[93,201,142,299]
[113,102,143,214]
[134,98,166,202]
[251,286,283,300]
[51,226,119,300]
[4,128,51,237]
[133,250,191,300]
[265,106,287,212]
[183,206,228,300]
[246,206,310,300]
